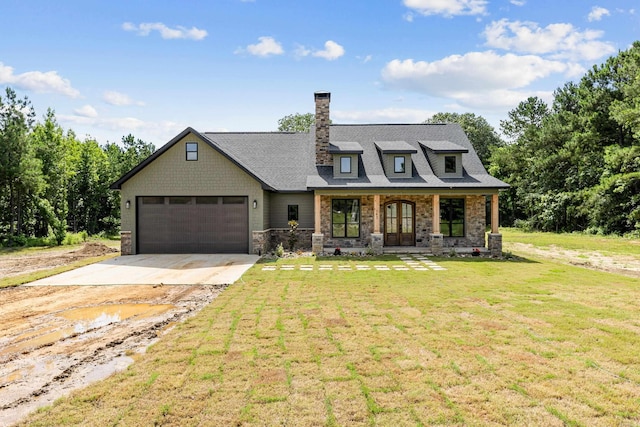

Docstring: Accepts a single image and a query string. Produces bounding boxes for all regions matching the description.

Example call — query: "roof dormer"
[419,140,468,178]
[329,141,363,179]
[375,141,417,179]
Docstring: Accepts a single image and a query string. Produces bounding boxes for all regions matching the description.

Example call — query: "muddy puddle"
[1,304,174,358]
[0,284,227,427]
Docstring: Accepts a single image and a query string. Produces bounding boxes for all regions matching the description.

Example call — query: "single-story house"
[111,91,509,256]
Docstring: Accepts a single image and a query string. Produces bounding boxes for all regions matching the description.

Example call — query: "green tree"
[424,112,504,167]
[31,109,69,243]
[0,87,40,241]
[277,113,315,132]
[499,96,550,143]
[609,41,640,141]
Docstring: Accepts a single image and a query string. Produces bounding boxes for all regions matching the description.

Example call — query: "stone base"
[120,231,132,255]
[252,230,268,255]
[430,233,444,256]
[312,233,324,255]
[370,233,383,255]
[488,233,502,257]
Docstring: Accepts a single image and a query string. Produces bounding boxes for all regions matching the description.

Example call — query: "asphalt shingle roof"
[112,123,508,191]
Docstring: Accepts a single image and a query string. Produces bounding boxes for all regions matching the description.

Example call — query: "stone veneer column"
[120,231,132,255]
[430,233,444,256]
[252,230,269,256]
[312,233,324,255]
[370,232,383,255]
[488,233,502,257]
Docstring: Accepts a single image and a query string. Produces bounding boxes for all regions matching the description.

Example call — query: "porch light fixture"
[253,199,258,209]
[125,200,131,209]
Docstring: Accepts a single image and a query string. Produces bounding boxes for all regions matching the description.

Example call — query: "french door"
[384,201,415,246]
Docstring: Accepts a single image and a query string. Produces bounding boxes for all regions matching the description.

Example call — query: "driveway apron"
[26,254,259,286]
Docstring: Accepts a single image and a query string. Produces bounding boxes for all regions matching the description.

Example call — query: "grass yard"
[18,252,640,426]
[502,228,640,257]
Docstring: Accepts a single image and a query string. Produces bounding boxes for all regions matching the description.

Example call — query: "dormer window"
[340,156,352,174]
[329,141,363,179]
[444,156,456,173]
[375,141,416,179]
[419,140,468,178]
[394,156,406,173]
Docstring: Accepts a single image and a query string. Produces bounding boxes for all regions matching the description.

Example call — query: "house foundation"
[120,231,132,255]
[488,233,503,257]
[312,233,324,254]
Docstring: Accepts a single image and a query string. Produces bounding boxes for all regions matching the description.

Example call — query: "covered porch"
[311,191,503,257]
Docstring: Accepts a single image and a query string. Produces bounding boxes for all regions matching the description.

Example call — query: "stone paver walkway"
[261,254,446,272]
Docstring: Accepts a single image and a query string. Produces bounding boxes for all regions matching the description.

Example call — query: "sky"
[0,0,638,146]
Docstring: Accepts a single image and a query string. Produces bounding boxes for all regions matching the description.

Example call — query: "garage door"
[137,196,248,253]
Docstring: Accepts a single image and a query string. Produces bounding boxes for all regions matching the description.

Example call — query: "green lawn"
[19,253,640,426]
[502,227,640,256]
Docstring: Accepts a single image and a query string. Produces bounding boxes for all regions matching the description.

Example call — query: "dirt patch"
[0,284,227,426]
[504,242,640,278]
[0,243,119,279]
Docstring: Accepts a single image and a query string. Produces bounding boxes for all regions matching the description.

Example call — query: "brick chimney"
[314,91,331,166]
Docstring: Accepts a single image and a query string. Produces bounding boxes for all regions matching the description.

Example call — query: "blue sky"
[1,0,638,145]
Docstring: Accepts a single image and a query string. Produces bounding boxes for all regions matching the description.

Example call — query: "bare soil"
[0,242,119,279]
[504,242,640,278]
[0,244,228,426]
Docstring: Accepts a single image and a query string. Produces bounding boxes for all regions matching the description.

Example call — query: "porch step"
[328,246,488,255]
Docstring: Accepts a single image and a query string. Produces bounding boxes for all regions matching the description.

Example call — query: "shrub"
[275,243,284,258]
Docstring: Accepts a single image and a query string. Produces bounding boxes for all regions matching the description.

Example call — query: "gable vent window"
[444,156,456,173]
[186,142,198,161]
[340,156,352,174]
[394,156,405,173]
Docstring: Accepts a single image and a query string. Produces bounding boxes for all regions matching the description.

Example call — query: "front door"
[384,201,415,246]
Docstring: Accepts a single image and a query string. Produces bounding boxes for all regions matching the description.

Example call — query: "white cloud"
[334,107,438,123]
[403,12,415,22]
[0,62,80,98]
[59,113,183,143]
[122,22,207,41]
[294,41,345,61]
[510,0,526,5]
[74,105,98,118]
[312,41,345,61]
[381,51,583,109]
[588,6,610,22]
[294,44,311,59]
[238,36,284,57]
[103,90,145,106]
[483,19,616,61]
[403,0,488,17]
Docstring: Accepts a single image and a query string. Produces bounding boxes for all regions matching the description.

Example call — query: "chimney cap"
[314,91,331,100]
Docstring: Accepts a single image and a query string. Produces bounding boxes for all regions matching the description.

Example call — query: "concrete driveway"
[26,254,259,286]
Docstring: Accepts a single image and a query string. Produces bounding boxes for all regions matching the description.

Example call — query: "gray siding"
[332,154,359,179]
[269,193,315,228]
[262,191,271,229]
[425,151,463,178]
[381,153,413,179]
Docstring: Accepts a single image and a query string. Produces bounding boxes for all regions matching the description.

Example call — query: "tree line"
[280,43,640,236]
[491,41,640,235]
[0,88,154,246]
[2,42,638,247]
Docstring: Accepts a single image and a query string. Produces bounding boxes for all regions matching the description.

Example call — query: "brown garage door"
[137,196,248,253]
